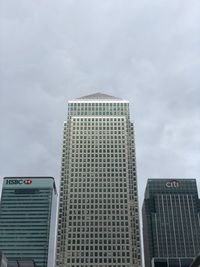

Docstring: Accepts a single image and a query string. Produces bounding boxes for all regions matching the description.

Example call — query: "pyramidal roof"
[69,93,127,102]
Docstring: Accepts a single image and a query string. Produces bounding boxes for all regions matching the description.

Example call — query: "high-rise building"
[0,177,57,267]
[56,93,141,267]
[142,179,200,267]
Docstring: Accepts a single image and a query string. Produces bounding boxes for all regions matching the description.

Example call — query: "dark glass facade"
[0,177,57,267]
[142,179,200,267]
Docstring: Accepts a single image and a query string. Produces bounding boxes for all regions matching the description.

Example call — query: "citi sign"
[166,180,180,188]
[6,179,32,185]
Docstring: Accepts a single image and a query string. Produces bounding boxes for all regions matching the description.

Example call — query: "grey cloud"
[0,0,200,204]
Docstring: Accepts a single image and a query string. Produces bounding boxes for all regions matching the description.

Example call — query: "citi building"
[56,93,142,267]
[0,177,57,267]
[142,179,200,267]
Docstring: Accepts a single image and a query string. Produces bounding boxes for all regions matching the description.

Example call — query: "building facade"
[8,260,35,267]
[56,93,141,267]
[0,177,57,267]
[142,179,200,267]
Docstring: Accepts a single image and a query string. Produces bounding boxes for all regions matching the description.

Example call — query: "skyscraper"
[56,93,141,267]
[0,177,57,267]
[142,178,200,267]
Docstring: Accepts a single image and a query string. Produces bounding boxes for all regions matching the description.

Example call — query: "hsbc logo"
[23,179,32,185]
[6,179,32,185]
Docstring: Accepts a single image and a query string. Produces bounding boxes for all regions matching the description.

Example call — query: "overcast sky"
[0,0,200,205]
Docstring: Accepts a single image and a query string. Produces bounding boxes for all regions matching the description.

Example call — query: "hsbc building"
[0,177,57,267]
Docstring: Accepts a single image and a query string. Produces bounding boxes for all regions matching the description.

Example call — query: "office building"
[0,177,57,267]
[56,93,142,267]
[142,179,200,267]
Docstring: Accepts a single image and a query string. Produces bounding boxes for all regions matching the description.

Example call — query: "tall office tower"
[56,93,141,267]
[142,179,200,267]
[0,177,57,267]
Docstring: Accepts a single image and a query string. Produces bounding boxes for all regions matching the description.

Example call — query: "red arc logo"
[24,179,32,185]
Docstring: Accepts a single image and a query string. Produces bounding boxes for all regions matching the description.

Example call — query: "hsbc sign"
[4,177,54,189]
[6,179,32,185]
